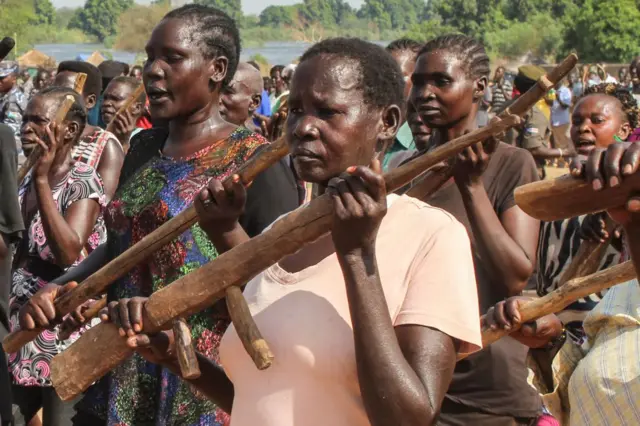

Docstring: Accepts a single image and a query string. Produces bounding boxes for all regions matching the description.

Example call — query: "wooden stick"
[515,172,640,222]
[105,84,145,133]
[226,286,273,370]
[557,216,618,286]
[72,73,87,95]
[173,318,201,380]
[3,138,290,354]
[459,259,636,362]
[50,55,579,401]
[17,73,87,184]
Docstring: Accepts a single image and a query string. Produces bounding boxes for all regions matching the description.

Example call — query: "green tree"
[195,0,243,22]
[69,0,134,42]
[259,5,297,27]
[299,0,353,27]
[34,0,55,25]
[426,0,503,39]
[115,2,171,52]
[0,0,37,55]
[564,0,640,62]
[359,0,426,31]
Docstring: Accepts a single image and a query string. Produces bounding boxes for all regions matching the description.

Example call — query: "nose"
[144,59,164,81]
[292,115,320,141]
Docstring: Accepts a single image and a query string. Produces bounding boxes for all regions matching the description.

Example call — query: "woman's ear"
[474,76,488,102]
[131,101,143,117]
[618,121,632,140]
[63,121,80,145]
[85,94,97,110]
[209,56,229,90]
[374,104,402,157]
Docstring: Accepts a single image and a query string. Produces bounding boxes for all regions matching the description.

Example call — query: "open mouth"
[574,140,596,155]
[146,86,170,104]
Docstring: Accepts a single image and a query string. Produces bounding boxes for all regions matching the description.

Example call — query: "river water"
[35,41,388,67]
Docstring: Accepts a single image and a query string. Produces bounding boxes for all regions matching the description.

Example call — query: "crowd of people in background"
[0,4,638,426]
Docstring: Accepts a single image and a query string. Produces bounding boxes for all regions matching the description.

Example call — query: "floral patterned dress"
[77,127,267,425]
[8,163,107,387]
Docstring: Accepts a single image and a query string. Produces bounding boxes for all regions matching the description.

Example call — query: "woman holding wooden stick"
[53,61,124,202]
[401,35,544,424]
[536,83,639,342]
[98,37,483,426]
[18,5,298,425]
[9,87,107,426]
[484,141,640,426]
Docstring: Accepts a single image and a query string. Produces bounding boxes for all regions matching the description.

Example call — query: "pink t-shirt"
[219,194,482,426]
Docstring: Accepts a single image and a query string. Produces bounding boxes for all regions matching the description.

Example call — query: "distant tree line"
[1,0,640,64]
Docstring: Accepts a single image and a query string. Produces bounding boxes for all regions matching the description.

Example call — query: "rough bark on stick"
[3,138,290,354]
[50,55,579,401]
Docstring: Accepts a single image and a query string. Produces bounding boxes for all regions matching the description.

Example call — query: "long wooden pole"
[17,74,87,184]
[3,138,289,354]
[515,171,640,222]
[461,259,636,361]
[49,54,579,401]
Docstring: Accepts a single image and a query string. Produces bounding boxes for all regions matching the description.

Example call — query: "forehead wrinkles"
[306,57,362,101]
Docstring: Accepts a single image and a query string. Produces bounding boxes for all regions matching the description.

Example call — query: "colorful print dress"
[77,127,267,425]
[8,163,107,386]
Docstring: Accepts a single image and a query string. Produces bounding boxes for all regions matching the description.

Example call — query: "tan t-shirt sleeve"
[394,216,482,355]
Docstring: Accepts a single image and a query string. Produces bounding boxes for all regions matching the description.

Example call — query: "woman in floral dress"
[9,87,107,425]
[20,4,299,426]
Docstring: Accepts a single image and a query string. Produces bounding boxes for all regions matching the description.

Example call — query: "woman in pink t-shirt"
[100,38,482,426]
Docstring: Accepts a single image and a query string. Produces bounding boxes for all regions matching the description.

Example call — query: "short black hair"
[98,60,128,79]
[386,38,422,55]
[270,65,285,78]
[108,76,146,103]
[583,83,640,130]
[163,4,240,87]
[57,61,102,98]
[419,34,491,80]
[300,37,404,110]
[247,60,260,71]
[36,86,87,139]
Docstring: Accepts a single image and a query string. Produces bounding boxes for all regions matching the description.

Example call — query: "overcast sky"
[51,0,365,15]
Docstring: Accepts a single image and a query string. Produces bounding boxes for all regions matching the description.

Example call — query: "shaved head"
[235,62,263,96]
[220,62,264,126]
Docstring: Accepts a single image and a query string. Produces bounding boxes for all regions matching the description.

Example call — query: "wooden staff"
[73,73,87,95]
[17,73,87,184]
[50,54,579,401]
[105,84,146,133]
[459,259,636,361]
[557,216,618,286]
[3,138,289,356]
[515,172,640,222]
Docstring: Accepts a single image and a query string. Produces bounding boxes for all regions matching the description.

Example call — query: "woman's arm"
[339,250,457,425]
[455,143,539,297]
[330,163,460,425]
[461,187,538,296]
[96,138,125,202]
[34,178,101,267]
